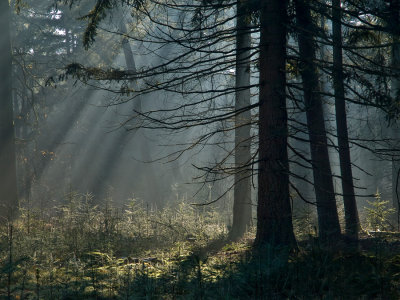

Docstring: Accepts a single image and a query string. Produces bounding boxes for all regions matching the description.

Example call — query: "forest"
[3,0,400,298]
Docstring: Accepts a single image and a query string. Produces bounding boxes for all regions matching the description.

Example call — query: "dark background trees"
[0,0,18,222]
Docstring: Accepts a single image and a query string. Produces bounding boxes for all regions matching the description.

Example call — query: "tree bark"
[332,0,359,240]
[230,0,252,241]
[255,0,296,247]
[0,0,18,222]
[295,0,341,243]
[390,0,400,227]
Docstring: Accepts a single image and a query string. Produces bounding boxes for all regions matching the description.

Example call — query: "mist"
[3,1,400,298]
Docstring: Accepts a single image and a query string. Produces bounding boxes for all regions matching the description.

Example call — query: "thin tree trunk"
[0,1,18,222]
[332,0,359,240]
[14,84,31,203]
[255,0,296,247]
[230,0,252,241]
[295,0,341,243]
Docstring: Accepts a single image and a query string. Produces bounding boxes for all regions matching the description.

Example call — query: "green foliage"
[2,196,400,298]
[0,192,230,298]
[364,191,395,231]
[63,0,146,49]
[292,206,317,239]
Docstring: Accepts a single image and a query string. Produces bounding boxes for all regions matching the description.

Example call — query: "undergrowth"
[1,192,400,299]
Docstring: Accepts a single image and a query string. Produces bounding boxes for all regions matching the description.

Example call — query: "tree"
[64,0,258,227]
[336,0,400,226]
[332,0,359,240]
[389,0,400,225]
[295,0,341,243]
[0,0,18,221]
[230,0,253,241]
[11,1,112,205]
[61,0,299,248]
[255,0,296,247]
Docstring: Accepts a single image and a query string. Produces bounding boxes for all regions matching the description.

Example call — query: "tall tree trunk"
[230,0,252,241]
[332,0,359,239]
[0,1,18,222]
[390,0,400,227]
[255,0,296,247]
[295,0,341,243]
[14,83,31,203]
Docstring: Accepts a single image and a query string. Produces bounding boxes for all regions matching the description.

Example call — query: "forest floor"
[1,196,400,299]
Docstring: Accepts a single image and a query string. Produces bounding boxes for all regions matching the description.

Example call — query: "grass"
[1,193,400,299]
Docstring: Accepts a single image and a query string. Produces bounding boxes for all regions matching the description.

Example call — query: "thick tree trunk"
[255,0,296,247]
[295,0,341,243]
[390,0,400,227]
[230,0,252,241]
[0,1,18,222]
[332,0,359,239]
